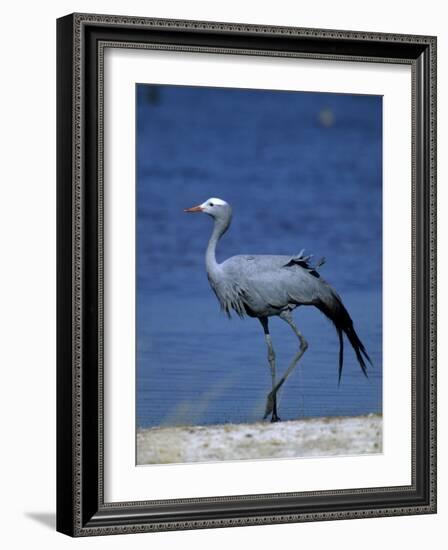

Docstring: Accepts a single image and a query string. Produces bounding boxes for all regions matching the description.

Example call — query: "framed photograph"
[56,13,437,536]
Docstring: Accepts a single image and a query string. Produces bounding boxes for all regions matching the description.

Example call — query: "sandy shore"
[137,414,382,465]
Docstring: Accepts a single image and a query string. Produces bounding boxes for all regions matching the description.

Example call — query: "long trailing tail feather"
[344,324,372,378]
[317,290,372,383]
[337,327,344,385]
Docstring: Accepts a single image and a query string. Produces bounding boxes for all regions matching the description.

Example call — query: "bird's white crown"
[201,197,228,207]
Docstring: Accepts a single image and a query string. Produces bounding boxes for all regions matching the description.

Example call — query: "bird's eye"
[209,202,214,207]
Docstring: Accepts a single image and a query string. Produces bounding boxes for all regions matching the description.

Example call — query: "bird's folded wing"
[244,266,323,309]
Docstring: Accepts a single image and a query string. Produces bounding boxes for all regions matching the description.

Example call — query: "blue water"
[136,84,382,428]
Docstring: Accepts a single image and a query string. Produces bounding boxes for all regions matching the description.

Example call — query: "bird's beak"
[184,205,204,213]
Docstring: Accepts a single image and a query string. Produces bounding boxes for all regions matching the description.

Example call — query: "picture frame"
[56,12,437,537]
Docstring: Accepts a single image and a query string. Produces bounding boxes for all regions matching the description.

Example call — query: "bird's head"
[184,198,232,221]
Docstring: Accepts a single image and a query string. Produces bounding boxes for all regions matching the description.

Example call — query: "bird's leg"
[259,318,281,422]
[266,310,308,416]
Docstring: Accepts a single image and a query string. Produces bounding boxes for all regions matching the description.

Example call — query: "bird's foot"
[263,392,275,420]
[270,412,281,423]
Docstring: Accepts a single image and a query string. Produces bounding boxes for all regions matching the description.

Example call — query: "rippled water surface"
[136,84,382,428]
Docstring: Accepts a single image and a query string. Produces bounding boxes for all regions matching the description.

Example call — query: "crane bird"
[185,197,371,422]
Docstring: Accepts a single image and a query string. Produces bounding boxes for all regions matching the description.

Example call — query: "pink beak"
[184,205,204,213]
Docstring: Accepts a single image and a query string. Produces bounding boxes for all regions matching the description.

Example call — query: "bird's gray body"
[211,253,333,318]
[185,197,371,422]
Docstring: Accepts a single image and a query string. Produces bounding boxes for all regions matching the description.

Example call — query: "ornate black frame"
[56,13,437,537]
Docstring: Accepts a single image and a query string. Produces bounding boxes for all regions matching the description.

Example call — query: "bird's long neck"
[206,216,230,280]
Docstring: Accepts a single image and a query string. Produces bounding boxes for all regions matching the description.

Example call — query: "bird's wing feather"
[244,265,324,309]
[220,254,329,314]
[283,250,326,277]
